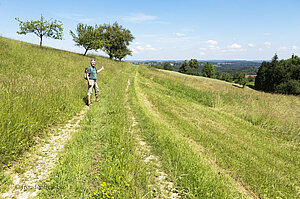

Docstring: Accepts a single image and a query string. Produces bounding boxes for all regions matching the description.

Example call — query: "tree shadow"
[248,85,256,90]
[232,84,244,88]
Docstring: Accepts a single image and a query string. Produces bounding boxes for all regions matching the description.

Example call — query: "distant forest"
[131,60,261,75]
[131,56,300,96]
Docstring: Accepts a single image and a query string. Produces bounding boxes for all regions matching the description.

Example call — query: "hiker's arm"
[86,69,90,81]
[97,66,104,73]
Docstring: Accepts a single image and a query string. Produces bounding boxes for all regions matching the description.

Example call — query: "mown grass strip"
[135,66,300,198]
[145,67,300,143]
[129,69,244,198]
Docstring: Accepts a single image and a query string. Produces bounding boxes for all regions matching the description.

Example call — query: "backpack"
[84,67,88,80]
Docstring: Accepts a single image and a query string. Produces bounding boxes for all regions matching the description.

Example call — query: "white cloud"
[208,45,221,50]
[136,46,144,51]
[131,48,139,54]
[121,13,158,23]
[228,43,242,49]
[199,52,206,56]
[292,45,299,50]
[248,43,255,47]
[175,33,185,37]
[135,42,141,45]
[258,48,263,52]
[205,40,220,51]
[206,40,218,45]
[199,47,207,51]
[278,46,288,51]
[55,13,94,23]
[132,44,159,54]
[145,44,158,51]
[264,33,271,36]
[264,41,271,46]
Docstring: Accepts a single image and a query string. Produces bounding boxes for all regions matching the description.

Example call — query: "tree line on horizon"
[154,55,300,95]
[154,59,251,88]
[15,15,134,60]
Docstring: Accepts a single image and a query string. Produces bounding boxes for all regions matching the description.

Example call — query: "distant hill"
[131,60,262,75]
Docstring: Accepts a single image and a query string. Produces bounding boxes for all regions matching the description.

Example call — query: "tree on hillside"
[202,62,216,78]
[163,63,174,71]
[179,60,194,74]
[217,72,233,82]
[189,59,200,70]
[255,61,269,90]
[101,22,134,60]
[70,23,105,56]
[234,72,247,88]
[255,54,300,95]
[15,15,63,48]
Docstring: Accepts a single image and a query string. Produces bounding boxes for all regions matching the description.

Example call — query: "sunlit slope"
[130,65,299,198]
[0,36,124,169]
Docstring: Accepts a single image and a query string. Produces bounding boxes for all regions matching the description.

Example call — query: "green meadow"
[0,37,299,198]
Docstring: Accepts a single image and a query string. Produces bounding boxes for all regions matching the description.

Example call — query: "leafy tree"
[255,61,269,90]
[70,23,105,56]
[202,62,216,78]
[15,15,63,48]
[234,72,247,88]
[255,54,300,95]
[189,59,200,70]
[179,60,188,73]
[101,22,134,60]
[217,72,233,82]
[247,75,255,83]
[179,60,194,74]
[163,63,174,71]
[113,47,132,61]
[276,79,300,95]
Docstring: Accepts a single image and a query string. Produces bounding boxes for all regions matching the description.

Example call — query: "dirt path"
[126,79,178,198]
[1,106,89,199]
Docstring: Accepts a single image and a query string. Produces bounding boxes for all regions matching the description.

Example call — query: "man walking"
[86,59,104,106]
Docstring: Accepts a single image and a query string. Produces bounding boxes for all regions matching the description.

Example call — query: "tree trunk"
[83,48,89,56]
[40,35,43,48]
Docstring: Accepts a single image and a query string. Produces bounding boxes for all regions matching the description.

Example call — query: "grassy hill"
[0,36,123,168]
[0,37,299,198]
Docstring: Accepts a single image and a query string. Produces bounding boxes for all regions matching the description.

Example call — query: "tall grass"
[0,37,104,168]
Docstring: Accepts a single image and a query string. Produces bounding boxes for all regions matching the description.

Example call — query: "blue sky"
[1,0,300,60]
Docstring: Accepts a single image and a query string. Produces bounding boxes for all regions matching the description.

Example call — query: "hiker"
[85,59,104,106]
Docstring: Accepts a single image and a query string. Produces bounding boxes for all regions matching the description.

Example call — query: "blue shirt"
[87,66,97,80]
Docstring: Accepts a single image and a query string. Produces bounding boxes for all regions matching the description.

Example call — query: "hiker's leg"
[87,80,94,105]
[87,95,91,105]
[94,81,100,102]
